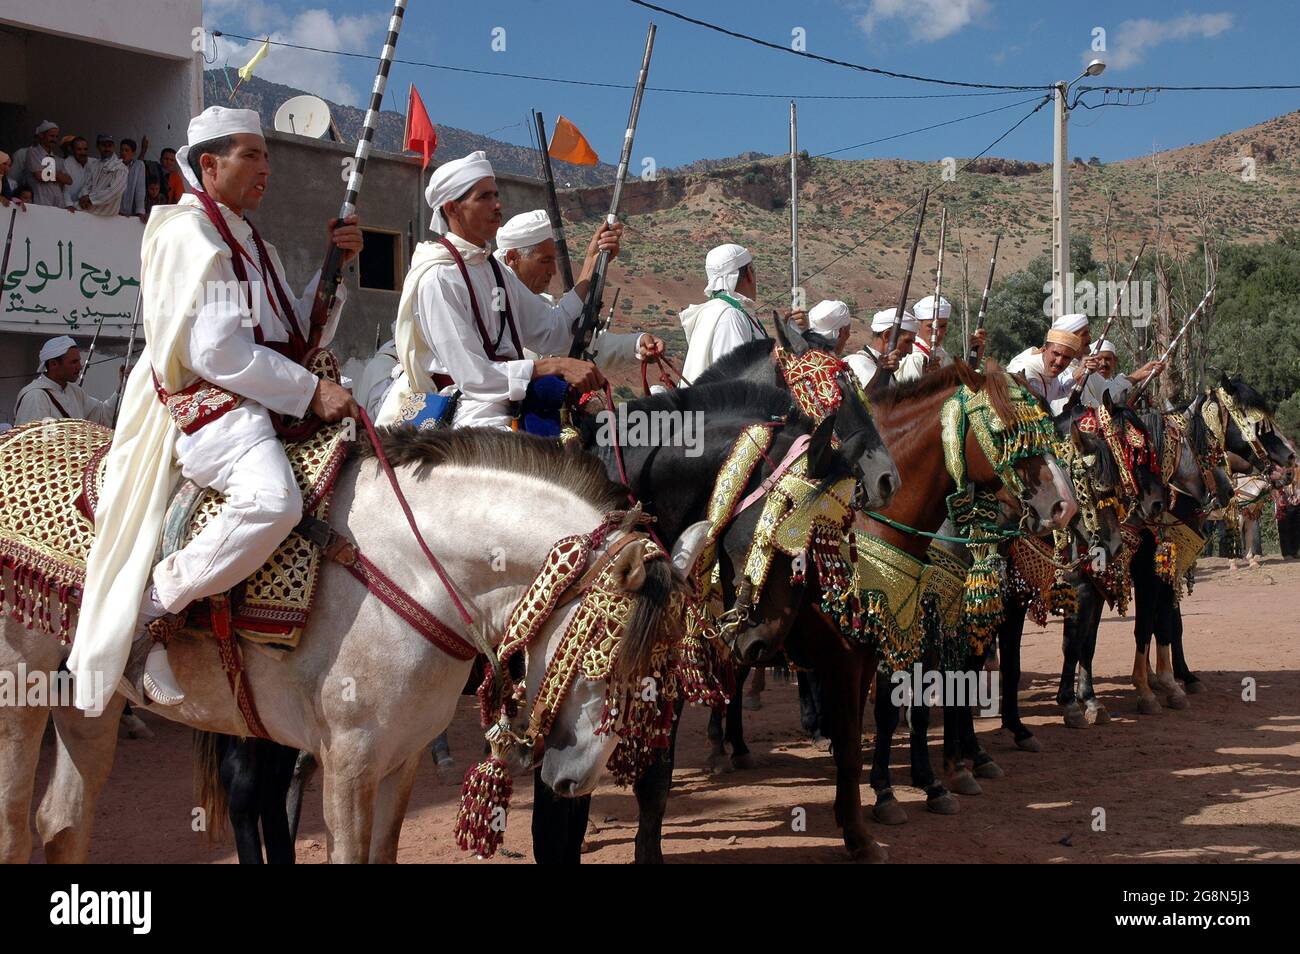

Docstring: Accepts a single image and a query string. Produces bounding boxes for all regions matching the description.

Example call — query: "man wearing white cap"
[679,243,768,383]
[68,106,362,712]
[1007,316,1086,414]
[806,299,852,354]
[493,209,663,372]
[24,120,73,207]
[75,134,129,217]
[13,335,115,425]
[844,307,916,390]
[897,294,987,382]
[382,152,621,429]
[1075,338,1163,407]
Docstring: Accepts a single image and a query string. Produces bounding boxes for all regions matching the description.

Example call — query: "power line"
[1078,83,1300,93]
[626,0,1050,92]
[813,95,1047,158]
[210,30,1032,101]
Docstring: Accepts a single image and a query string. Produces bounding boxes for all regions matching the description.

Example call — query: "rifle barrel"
[966,232,1001,365]
[534,111,576,291]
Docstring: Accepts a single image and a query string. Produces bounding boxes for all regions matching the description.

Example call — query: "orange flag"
[548,115,599,166]
[404,85,437,169]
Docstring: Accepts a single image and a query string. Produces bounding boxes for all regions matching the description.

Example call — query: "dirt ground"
[30,555,1300,864]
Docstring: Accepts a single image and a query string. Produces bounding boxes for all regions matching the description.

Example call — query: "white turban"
[425,151,495,234]
[871,307,918,334]
[176,106,264,193]
[1052,313,1089,334]
[1093,338,1117,355]
[35,120,59,136]
[39,335,76,369]
[912,294,952,322]
[705,243,752,295]
[808,300,851,335]
[495,210,553,252]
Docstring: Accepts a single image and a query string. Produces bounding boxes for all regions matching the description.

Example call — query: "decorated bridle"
[456,508,677,858]
[1203,386,1277,478]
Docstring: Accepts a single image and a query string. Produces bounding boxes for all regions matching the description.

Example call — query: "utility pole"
[1051,59,1106,321]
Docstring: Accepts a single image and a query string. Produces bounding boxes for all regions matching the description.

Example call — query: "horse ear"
[1101,388,1115,414]
[1070,421,1086,452]
[610,538,649,592]
[1219,371,1233,392]
[669,520,713,582]
[807,414,838,479]
[771,311,792,351]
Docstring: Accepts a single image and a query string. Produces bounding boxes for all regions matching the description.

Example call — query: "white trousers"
[152,438,303,613]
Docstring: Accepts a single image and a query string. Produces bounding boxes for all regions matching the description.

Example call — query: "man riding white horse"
[68,106,362,711]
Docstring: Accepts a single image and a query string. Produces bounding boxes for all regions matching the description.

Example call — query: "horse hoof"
[947,769,982,796]
[849,839,889,863]
[1137,693,1162,715]
[1085,702,1111,725]
[731,752,758,771]
[1062,701,1089,729]
[974,759,1004,779]
[872,795,908,826]
[708,753,734,774]
[1183,679,1206,695]
[1162,690,1189,710]
[927,793,960,815]
[1015,734,1042,753]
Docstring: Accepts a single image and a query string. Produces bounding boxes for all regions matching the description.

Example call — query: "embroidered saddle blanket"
[0,417,351,647]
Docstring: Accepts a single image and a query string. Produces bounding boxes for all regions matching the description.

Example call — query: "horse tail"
[192,730,230,843]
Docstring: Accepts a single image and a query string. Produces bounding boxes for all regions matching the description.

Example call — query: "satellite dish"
[274,95,332,139]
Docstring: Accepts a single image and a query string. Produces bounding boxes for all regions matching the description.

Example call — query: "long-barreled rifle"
[111,287,143,428]
[965,233,1001,366]
[304,0,407,353]
[1127,285,1213,405]
[534,111,576,292]
[924,205,946,373]
[1071,238,1147,397]
[76,315,107,386]
[569,23,656,359]
[877,189,929,386]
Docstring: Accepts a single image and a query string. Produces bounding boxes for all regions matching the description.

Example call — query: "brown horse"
[785,362,1077,861]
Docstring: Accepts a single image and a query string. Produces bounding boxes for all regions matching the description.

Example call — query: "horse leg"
[997,600,1039,750]
[821,644,885,862]
[260,742,301,864]
[368,753,420,863]
[0,700,49,864]
[726,668,756,770]
[286,750,319,842]
[1057,585,1088,728]
[1170,605,1203,692]
[941,660,983,797]
[1077,587,1109,725]
[1153,606,1188,710]
[36,695,126,864]
[869,668,908,825]
[706,667,739,774]
[532,773,591,864]
[219,737,268,863]
[320,748,378,863]
[1129,534,1162,715]
[796,670,821,740]
[909,668,960,812]
[633,697,683,864]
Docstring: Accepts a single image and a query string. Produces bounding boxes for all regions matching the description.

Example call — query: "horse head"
[1213,374,1294,483]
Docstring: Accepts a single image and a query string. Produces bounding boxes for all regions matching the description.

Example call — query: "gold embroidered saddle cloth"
[0,417,351,647]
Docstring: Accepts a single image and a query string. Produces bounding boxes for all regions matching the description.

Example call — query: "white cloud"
[206,6,385,105]
[1089,13,1234,71]
[857,0,991,42]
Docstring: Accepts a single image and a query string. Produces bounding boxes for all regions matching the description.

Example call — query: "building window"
[358,228,402,291]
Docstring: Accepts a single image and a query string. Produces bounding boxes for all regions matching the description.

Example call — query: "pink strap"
[733,433,812,518]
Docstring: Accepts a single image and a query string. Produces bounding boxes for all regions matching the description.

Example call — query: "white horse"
[0,427,695,863]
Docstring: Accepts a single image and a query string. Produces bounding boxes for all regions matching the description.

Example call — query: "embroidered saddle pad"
[0,417,351,647]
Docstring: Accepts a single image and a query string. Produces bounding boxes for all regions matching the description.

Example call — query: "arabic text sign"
[0,202,144,338]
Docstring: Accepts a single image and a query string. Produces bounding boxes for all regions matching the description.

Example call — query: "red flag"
[404,84,437,169]
[549,116,599,166]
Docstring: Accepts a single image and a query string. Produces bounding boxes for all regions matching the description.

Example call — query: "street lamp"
[1051,58,1106,319]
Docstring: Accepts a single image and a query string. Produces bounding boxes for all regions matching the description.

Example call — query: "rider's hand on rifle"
[636,334,665,361]
[310,378,359,423]
[785,309,809,330]
[1129,359,1165,383]
[587,220,622,260]
[879,351,902,372]
[969,327,987,361]
[535,357,606,394]
[328,215,364,266]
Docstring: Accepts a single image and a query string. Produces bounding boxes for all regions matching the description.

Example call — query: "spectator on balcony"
[118,137,147,221]
[63,137,90,209]
[159,147,185,202]
[77,134,129,217]
[0,151,24,207]
[25,120,73,207]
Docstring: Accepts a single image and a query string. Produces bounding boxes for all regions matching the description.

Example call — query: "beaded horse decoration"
[940,377,1060,652]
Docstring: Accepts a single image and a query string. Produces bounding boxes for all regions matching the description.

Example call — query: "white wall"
[0,0,202,60]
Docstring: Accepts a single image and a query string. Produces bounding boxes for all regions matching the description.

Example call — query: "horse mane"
[622,377,798,422]
[1223,377,1274,416]
[871,360,1019,428]
[691,337,776,387]
[363,426,626,513]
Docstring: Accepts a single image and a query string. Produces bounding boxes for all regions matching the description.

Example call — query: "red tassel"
[454,756,514,857]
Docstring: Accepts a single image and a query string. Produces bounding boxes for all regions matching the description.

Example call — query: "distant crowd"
[0,119,184,221]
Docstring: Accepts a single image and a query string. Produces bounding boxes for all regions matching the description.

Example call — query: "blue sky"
[203,0,1300,168]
